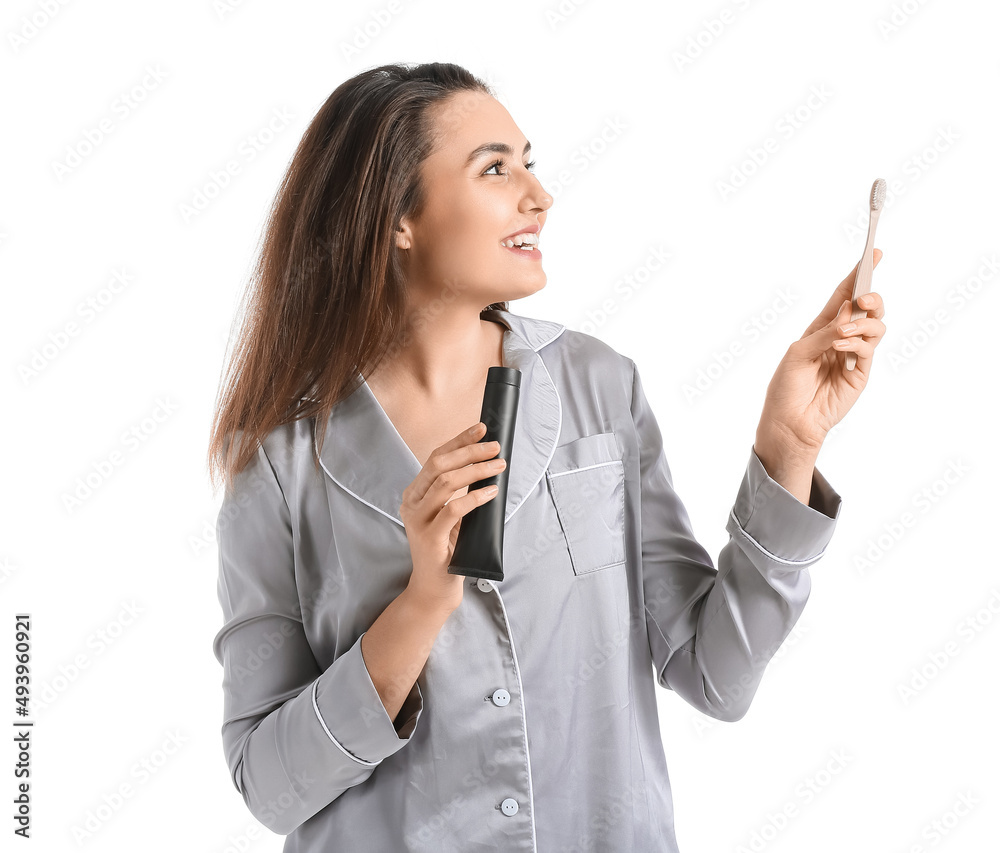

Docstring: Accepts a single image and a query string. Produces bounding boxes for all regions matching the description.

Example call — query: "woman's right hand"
[399,421,506,614]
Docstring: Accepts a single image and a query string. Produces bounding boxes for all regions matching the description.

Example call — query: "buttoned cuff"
[724,445,843,571]
[312,631,423,767]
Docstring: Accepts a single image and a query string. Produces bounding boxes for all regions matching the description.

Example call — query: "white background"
[3,0,998,850]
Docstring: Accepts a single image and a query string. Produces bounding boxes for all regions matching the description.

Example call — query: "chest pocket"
[545,431,626,575]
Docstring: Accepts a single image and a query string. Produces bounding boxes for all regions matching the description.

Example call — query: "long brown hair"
[206,62,504,494]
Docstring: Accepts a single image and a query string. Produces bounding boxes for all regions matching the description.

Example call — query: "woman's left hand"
[755,249,887,461]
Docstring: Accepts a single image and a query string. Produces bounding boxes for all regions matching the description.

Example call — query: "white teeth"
[502,233,539,249]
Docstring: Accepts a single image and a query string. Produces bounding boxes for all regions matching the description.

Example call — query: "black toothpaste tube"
[448,366,521,582]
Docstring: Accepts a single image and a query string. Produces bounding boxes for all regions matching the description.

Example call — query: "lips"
[501,224,541,241]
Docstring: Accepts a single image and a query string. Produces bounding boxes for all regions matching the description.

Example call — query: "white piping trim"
[547,459,619,479]
[317,453,405,528]
[492,586,538,851]
[504,346,563,528]
[728,509,823,567]
[311,679,380,767]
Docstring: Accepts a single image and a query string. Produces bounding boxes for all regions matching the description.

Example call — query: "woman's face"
[396,90,553,311]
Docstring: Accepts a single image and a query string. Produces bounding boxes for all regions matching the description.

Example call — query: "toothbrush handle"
[845,210,880,371]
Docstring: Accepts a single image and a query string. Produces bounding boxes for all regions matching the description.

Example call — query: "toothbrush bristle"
[871,178,886,210]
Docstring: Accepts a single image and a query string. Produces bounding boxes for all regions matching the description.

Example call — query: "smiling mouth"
[501,242,542,259]
[500,232,540,250]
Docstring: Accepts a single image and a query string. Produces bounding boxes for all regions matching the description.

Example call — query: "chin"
[482,270,547,306]
[522,270,548,291]
[527,274,547,295]
[500,280,545,304]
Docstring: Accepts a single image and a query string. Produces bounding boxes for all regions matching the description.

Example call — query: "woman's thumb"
[830,299,851,325]
[798,299,852,359]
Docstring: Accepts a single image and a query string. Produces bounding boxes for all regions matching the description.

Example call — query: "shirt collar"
[316,309,566,528]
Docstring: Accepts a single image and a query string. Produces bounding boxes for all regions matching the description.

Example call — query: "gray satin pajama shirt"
[212,307,842,852]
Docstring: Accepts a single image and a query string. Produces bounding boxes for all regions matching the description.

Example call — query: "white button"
[501,797,518,816]
[477,578,494,592]
[491,688,510,707]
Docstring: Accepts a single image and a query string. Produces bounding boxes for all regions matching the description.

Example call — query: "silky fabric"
[212,308,843,851]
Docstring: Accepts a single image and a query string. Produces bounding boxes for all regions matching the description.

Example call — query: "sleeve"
[630,362,842,722]
[212,439,424,834]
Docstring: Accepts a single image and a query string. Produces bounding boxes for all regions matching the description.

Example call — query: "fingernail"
[859,294,872,307]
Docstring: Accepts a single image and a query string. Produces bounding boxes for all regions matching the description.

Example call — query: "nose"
[521,171,554,213]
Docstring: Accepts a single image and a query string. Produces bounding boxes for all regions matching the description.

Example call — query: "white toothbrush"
[845,178,886,371]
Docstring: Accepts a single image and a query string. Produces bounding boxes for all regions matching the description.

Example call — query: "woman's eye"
[485,159,538,176]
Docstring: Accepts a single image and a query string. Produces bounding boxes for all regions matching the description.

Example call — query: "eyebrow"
[465,140,532,166]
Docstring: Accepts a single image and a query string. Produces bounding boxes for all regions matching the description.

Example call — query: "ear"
[395,217,413,251]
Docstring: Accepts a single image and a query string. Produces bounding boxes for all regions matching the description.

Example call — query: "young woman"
[207,62,886,852]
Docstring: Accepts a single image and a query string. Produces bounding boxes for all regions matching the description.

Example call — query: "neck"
[369,308,504,400]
